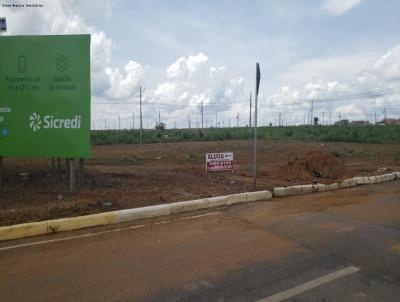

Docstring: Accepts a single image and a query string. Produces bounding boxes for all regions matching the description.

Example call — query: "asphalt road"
[1,181,399,302]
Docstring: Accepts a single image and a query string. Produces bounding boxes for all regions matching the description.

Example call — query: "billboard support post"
[0,156,3,188]
[66,159,70,179]
[51,158,55,173]
[79,158,84,187]
[69,158,75,192]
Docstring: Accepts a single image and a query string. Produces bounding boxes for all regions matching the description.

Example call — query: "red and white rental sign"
[206,152,234,172]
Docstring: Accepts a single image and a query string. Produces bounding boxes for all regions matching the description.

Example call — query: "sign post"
[253,63,261,191]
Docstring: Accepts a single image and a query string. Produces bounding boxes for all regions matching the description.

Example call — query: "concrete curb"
[0,190,272,241]
[272,172,399,198]
[0,172,398,242]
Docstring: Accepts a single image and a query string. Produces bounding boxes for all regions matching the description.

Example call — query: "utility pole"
[132,113,135,129]
[201,101,204,129]
[310,100,314,126]
[158,110,161,125]
[249,93,252,127]
[278,112,282,127]
[253,63,261,191]
[104,119,107,130]
[139,86,144,143]
[384,105,387,120]
[118,115,121,130]
[188,112,191,128]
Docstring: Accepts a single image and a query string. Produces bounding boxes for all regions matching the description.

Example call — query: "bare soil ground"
[1,140,400,226]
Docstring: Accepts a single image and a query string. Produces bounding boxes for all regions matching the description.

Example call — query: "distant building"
[334,119,349,126]
[379,118,400,125]
[349,120,371,126]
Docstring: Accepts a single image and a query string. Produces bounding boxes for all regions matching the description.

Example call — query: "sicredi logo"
[29,112,81,132]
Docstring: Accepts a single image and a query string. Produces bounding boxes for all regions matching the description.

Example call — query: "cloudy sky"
[1,0,399,128]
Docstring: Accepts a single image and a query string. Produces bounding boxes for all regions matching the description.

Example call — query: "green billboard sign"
[0,35,91,158]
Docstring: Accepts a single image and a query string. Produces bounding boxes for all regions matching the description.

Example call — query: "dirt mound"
[280,150,345,182]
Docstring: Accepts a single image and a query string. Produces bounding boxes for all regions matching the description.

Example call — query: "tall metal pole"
[253,63,261,191]
[201,101,204,129]
[139,86,143,143]
[249,93,252,127]
[310,99,314,125]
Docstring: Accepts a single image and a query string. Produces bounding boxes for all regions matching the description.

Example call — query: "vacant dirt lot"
[1,140,400,226]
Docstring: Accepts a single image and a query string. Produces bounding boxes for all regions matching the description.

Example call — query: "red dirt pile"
[280,150,345,182]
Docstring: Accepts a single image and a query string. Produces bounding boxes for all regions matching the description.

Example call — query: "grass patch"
[91,125,400,145]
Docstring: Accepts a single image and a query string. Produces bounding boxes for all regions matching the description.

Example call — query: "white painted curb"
[0,172,398,242]
[273,172,399,198]
[0,190,272,241]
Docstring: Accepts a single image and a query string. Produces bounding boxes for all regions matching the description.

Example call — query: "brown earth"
[279,150,345,181]
[1,140,400,226]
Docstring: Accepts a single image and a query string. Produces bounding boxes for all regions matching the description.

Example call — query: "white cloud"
[322,0,362,16]
[0,0,140,98]
[358,44,400,85]
[166,52,208,79]
[105,60,145,98]
[267,43,400,124]
[151,53,248,127]
[277,52,376,87]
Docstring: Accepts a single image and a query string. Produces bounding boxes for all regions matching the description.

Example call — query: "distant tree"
[155,122,166,131]
[313,117,319,126]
